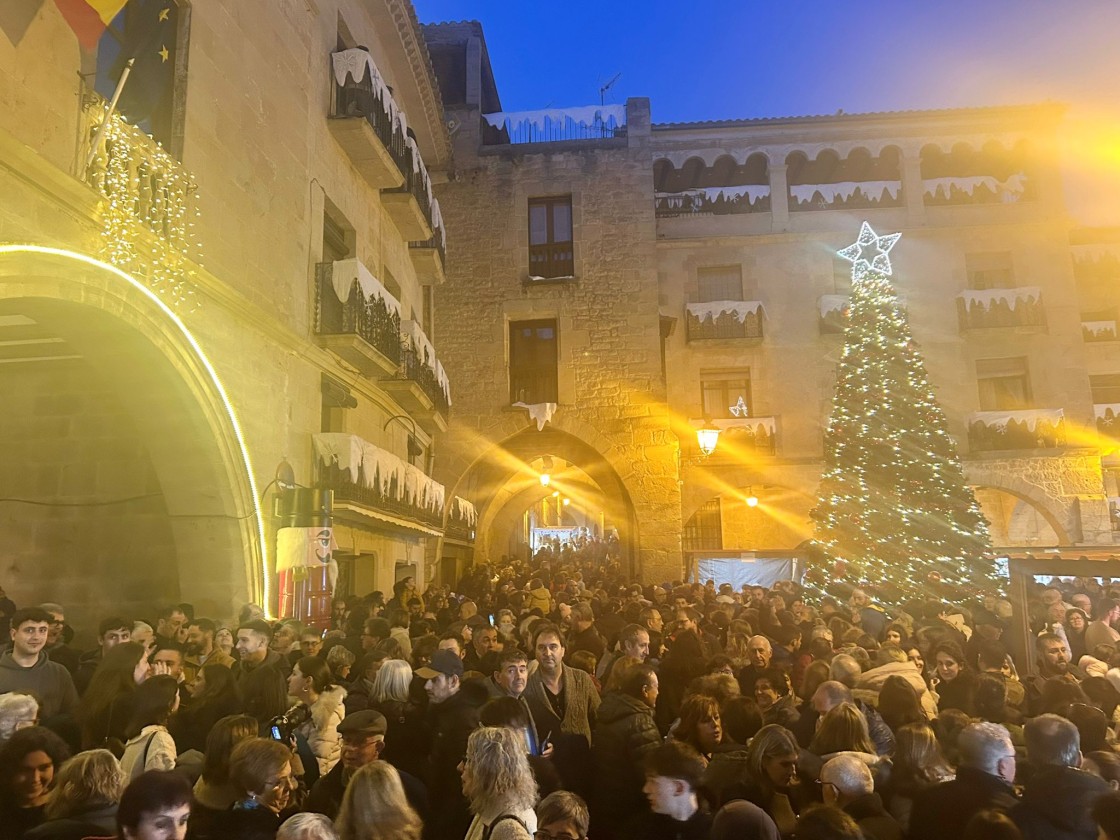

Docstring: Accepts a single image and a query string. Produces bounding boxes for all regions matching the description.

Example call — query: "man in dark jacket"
[0,607,79,722]
[417,649,482,840]
[909,721,1018,840]
[590,662,662,838]
[305,710,428,820]
[820,754,901,840]
[1011,714,1111,840]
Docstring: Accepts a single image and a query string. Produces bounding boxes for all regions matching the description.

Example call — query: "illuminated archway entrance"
[0,247,266,628]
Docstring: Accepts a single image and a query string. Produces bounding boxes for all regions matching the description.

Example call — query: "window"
[528,196,574,279]
[701,370,751,419]
[683,499,723,551]
[966,252,1014,289]
[322,201,354,263]
[697,266,743,302]
[976,357,1031,410]
[509,319,558,404]
[95,1,184,152]
[1091,375,1120,405]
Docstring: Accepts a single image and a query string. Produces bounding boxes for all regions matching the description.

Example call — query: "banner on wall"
[691,556,801,590]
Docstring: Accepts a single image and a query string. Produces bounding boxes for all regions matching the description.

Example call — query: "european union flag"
[95,0,176,142]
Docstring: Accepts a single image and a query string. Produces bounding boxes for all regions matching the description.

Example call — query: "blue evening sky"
[415,0,1120,223]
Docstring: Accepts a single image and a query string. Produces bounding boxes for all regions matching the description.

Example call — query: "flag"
[110,0,176,132]
[1,0,46,47]
[53,0,129,50]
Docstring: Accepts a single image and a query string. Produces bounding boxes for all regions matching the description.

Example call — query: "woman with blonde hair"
[462,726,538,840]
[809,702,876,758]
[882,722,954,832]
[24,749,124,839]
[335,761,421,840]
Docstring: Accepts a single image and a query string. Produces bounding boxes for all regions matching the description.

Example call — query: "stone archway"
[972,484,1070,547]
[442,425,641,576]
[0,246,266,627]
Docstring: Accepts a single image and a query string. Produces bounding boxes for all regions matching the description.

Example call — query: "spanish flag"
[54,0,129,50]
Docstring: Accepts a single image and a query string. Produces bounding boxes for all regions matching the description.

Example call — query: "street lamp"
[696,422,721,457]
[746,487,759,508]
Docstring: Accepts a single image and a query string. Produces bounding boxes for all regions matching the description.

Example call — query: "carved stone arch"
[965,468,1074,546]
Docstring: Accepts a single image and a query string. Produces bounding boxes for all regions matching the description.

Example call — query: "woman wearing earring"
[288,657,347,776]
[211,738,299,840]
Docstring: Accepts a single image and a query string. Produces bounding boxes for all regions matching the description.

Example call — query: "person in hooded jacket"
[590,662,662,839]
[1010,714,1111,840]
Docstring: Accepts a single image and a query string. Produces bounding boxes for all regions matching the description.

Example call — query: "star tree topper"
[838,221,902,278]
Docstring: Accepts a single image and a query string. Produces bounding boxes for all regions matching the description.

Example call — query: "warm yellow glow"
[562,497,571,506]
[696,425,721,457]
[552,490,560,498]
[539,472,551,486]
[0,245,271,614]
[746,494,759,508]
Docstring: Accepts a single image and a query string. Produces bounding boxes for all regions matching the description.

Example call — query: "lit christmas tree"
[810,222,1000,605]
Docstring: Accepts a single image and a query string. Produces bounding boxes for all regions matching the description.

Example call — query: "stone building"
[0,0,461,631]
[424,21,1120,584]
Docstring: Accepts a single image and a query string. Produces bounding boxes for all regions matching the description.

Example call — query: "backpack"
[481,814,528,840]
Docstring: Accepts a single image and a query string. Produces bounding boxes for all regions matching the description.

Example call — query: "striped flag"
[53,0,129,49]
[0,0,46,46]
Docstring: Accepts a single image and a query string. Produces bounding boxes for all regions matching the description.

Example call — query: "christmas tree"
[810,222,1000,605]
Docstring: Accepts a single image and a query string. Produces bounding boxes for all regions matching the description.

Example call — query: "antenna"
[599,72,621,106]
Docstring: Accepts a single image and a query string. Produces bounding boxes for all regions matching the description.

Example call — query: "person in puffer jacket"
[527,580,552,615]
[289,656,347,775]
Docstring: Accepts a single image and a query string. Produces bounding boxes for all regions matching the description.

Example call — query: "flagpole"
[83,57,135,174]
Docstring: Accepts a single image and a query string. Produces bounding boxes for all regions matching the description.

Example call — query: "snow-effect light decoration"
[729,396,750,417]
[810,222,998,606]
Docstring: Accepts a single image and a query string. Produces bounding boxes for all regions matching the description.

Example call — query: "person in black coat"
[622,741,713,840]
[591,663,663,838]
[1010,714,1111,840]
[909,721,1018,840]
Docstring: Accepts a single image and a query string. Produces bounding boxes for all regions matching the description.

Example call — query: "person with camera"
[288,656,347,776]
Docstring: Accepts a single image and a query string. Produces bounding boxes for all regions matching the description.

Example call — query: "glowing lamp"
[696,423,721,457]
[562,498,571,506]
[746,494,759,508]
[539,473,551,487]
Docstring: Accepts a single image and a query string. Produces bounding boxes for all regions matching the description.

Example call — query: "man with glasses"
[819,754,902,840]
[909,721,1019,840]
[535,790,589,840]
[0,607,78,723]
[305,709,428,821]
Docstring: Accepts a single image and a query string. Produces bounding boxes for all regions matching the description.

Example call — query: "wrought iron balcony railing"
[315,261,402,369]
[968,409,1066,452]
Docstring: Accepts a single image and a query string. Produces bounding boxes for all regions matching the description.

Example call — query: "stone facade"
[425,22,1120,583]
[0,0,457,635]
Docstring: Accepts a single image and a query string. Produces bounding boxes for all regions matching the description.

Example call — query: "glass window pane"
[552,202,572,242]
[529,204,549,245]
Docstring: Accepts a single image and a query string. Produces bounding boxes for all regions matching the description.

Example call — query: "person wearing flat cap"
[418,648,485,840]
[305,709,429,822]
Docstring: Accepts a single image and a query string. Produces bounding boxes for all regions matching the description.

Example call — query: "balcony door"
[509,319,558,404]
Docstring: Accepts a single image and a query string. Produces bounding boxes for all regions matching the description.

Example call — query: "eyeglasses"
[535,832,582,840]
[815,780,839,796]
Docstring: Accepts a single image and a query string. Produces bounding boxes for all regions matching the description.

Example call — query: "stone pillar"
[769,163,790,231]
[626,97,651,150]
[901,149,926,226]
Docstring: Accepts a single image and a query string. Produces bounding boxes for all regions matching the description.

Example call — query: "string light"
[86,101,202,312]
[810,222,1000,606]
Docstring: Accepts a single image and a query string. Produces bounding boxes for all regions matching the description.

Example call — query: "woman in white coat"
[289,656,347,775]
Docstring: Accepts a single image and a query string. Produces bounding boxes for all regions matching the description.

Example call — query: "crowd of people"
[4,549,1120,839]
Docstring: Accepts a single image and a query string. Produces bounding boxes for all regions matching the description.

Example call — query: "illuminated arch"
[0,245,269,613]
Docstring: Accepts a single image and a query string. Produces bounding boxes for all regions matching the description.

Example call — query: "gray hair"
[0,694,39,742]
[1025,713,1081,768]
[829,655,861,688]
[812,681,853,714]
[278,813,339,840]
[820,753,874,798]
[958,722,1014,774]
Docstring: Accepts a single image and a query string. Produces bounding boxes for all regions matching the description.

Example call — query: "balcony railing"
[383,136,439,240]
[713,416,778,455]
[957,287,1045,330]
[445,496,477,542]
[923,173,1029,206]
[968,409,1066,452]
[819,295,850,335]
[1096,404,1120,438]
[685,301,764,342]
[1084,320,1118,342]
[409,222,446,283]
[528,242,575,280]
[482,105,626,145]
[329,49,410,188]
[384,320,450,418]
[312,433,444,529]
[654,185,770,218]
[315,260,401,373]
[789,180,903,212]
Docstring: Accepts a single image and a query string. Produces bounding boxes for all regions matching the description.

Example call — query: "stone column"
[901,148,926,226]
[769,162,790,231]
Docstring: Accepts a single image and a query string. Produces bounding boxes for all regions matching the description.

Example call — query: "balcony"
[328,49,409,189]
[1096,404,1120,438]
[409,223,446,285]
[482,105,626,145]
[312,433,444,532]
[968,408,1066,452]
[715,416,777,455]
[820,295,850,335]
[445,496,477,543]
[923,172,1029,206]
[1084,320,1118,342]
[314,260,401,376]
[685,301,764,343]
[956,287,1045,331]
[654,185,770,218]
[380,320,450,432]
[788,180,903,212]
[383,137,438,241]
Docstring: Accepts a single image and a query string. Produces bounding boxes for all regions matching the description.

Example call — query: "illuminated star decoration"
[159,45,169,62]
[837,221,902,279]
[729,396,749,417]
